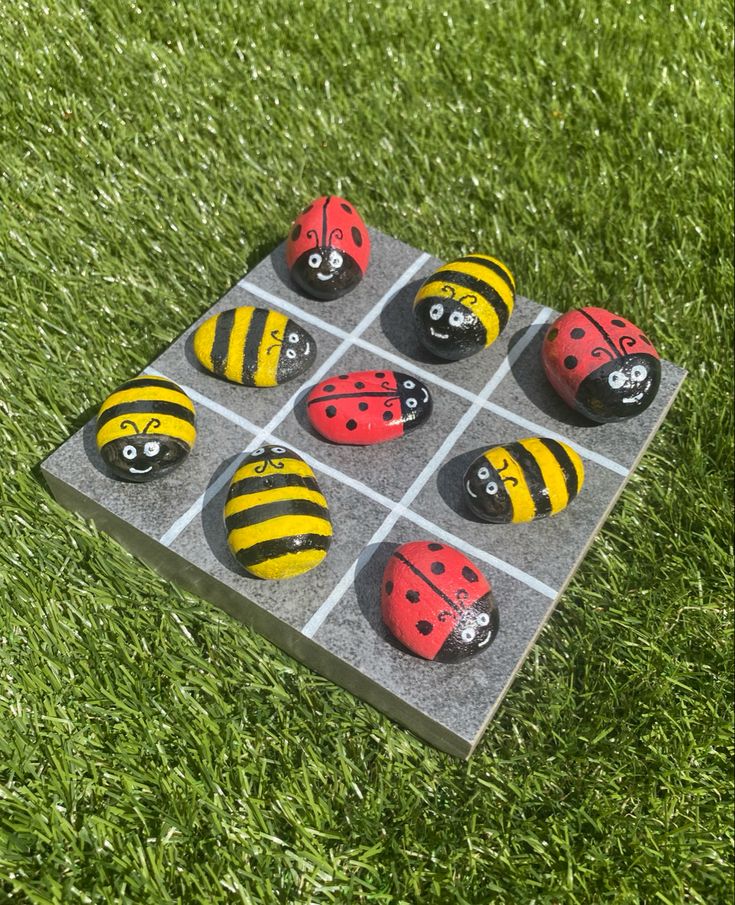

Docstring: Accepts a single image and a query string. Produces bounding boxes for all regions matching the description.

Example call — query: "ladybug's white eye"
[402,380,415,389]
[485,481,499,495]
[328,250,343,269]
[122,445,137,460]
[252,447,265,456]
[288,332,299,344]
[608,370,626,389]
[630,364,648,382]
[405,398,417,409]
[285,348,297,359]
[143,441,160,458]
[461,627,476,643]
[308,253,322,269]
[477,466,490,480]
[476,613,490,627]
[429,303,444,321]
[271,447,286,454]
[448,311,464,327]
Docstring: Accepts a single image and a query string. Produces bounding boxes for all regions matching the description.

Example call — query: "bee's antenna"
[120,419,140,433]
[142,418,161,434]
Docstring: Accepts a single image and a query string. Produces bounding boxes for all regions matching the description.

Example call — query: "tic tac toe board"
[41,229,686,758]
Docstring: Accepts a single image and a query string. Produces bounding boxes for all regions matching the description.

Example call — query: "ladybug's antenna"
[590,346,615,362]
[619,334,637,354]
[306,228,319,248]
[327,227,343,246]
[120,419,140,433]
[579,309,623,359]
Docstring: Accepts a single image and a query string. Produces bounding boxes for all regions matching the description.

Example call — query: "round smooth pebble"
[381,541,499,662]
[412,253,515,360]
[306,369,432,445]
[542,306,661,423]
[193,305,316,386]
[286,195,370,300]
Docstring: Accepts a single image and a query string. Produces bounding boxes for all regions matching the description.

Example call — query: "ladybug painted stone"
[413,254,515,361]
[306,369,432,445]
[542,306,661,423]
[381,541,499,662]
[286,195,371,300]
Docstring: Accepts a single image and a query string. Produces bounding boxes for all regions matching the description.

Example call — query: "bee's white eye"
[402,380,415,389]
[608,370,626,389]
[308,253,322,269]
[477,466,490,480]
[271,447,286,454]
[328,250,343,269]
[485,481,499,495]
[143,441,160,457]
[630,364,648,382]
[476,613,490,627]
[429,303,444,321]
[405,397,417,409]
[252,447,265,456]
[461,627,476,643]
[288,332,299,343]
[448,311,464,327]
[122,445,137,460]
[285,348,297,359]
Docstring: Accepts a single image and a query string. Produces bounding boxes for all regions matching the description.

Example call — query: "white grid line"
[148,369,557,597]
[238,279,630,477]
[157,253,430,547]
[301,306,555,638]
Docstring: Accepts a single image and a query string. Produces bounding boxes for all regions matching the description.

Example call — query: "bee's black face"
[413,296,486,360]
[577,353,661,423]
[102,434,188,482]
[292,246,361,300]
[275,321,317,382]
[464,457,512,523]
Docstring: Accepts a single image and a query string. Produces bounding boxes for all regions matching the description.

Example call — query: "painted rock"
[542,306,661,423]
[413,254,515,360]
[381,541,499,662]
[306,369,432,445]
[286,195,371,300]
[225,444,332,580]
[464,437,584,524]
[96,375,196,482]
[192,305,316,386]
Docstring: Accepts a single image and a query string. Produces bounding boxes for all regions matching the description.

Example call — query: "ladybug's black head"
[413,287,486,361]
[577,353,661,423]
[464,454,514,523]
[102,420,189,483]
[394,373,432,431]
[291,245,362,301]
[434,592,499,663]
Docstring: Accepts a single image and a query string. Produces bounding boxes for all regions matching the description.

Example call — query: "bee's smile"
[129,465,153,474]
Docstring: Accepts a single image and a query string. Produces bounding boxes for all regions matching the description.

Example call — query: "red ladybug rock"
[306,370,432,445]
[542,306,661,423]
[381,541,499,662]
[286,195,371,300]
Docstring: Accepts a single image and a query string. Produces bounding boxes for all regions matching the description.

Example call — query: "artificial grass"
[0,0,733,902]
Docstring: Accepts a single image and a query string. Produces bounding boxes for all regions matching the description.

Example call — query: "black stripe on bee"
[233,534,331,571]
[96,399,195,430]
[225,499,330,532]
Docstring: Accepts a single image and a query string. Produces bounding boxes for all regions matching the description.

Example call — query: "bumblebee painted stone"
[306,369,432,445]
[286,195,370,300]
[192,305,316,387]
[225,445,332,580]
[381,541,498,662]
[464,438,584,524]
[413,254,515,360]
[95,375,196,482]
[542,306,661,423]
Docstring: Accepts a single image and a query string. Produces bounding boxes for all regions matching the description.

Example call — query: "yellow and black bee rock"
[225,445,332,580]
[413,254,515,361]
[95,375,196,482]
[464,437,585,524]
[193,305,316,387]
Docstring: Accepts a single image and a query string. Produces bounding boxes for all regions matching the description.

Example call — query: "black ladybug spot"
[382,410,393,421]
[385,580,393,594]
[341,203,353,214]
[564,355,578,369]
[640,333,651,345]
[375,372,385,378]
[325,405,337,418]
[428,543,443,551]
[546,327,558,342]
[354,381,365,389]
[430,561,445,575]
[462,566,478,582]
[291,224,302,241]
[338,374,348,380]
[323,384,335,392]
[346,419,357,431]
[416,620,433,636]
[358,402,368,411]
[612,318,626,327]
[406,589,420,603]
[351,226,363,247]
[302,204,313,214]
[570,327,585,339]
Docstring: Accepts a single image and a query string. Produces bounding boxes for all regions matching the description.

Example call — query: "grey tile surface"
[41,229,687,758]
